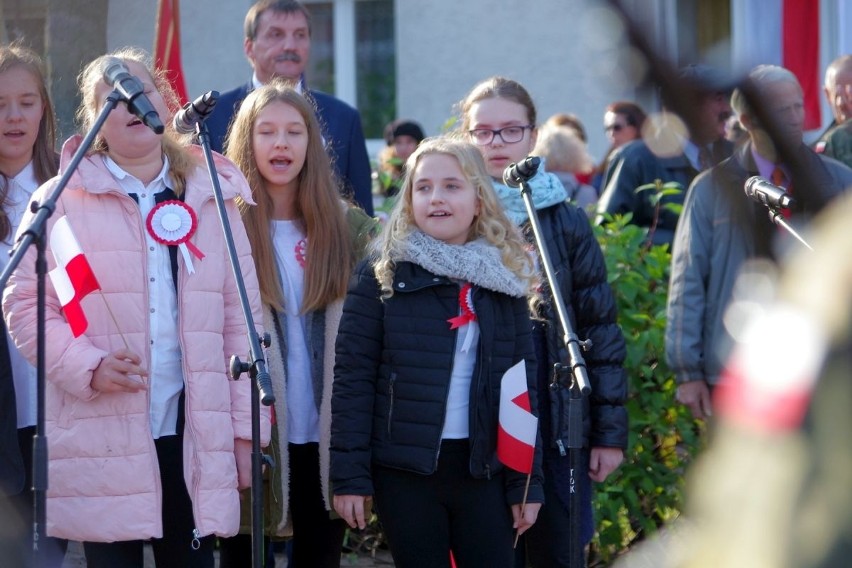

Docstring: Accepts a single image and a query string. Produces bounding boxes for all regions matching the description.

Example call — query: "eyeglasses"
[604,123,626,133]
[468,125,533,146]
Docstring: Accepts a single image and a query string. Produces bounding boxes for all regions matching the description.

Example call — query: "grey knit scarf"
[393,230,528,297]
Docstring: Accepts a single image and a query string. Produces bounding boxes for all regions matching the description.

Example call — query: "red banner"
[154,0,189,106]
[783,0,821,130]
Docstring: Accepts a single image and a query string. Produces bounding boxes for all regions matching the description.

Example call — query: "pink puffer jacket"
[2,136,271,542]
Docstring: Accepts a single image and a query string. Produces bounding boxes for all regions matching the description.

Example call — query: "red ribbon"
[448,283,476,329]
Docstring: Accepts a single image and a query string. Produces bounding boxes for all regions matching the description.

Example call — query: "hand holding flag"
[497,359,540,546]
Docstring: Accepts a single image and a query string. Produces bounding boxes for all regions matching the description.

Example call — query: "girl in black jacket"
[331,137,542,568]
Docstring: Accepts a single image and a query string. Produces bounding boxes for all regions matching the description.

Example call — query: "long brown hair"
[75,47,196,196]
[226,80,353,313]
[0,42,57,241]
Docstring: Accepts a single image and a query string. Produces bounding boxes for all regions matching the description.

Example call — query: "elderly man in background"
[665,64,852,420]
[814,54,852,168]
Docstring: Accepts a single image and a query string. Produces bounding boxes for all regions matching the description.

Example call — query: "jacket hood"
[59,134,255,205]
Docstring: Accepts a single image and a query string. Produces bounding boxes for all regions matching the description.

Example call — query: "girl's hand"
[90,349,148,393]
[234,439,253,490]
[333,494,373,530]
[511,501,542,536]
[589,447,624,482]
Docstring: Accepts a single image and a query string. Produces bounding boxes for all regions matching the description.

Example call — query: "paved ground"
[61,540,395,567]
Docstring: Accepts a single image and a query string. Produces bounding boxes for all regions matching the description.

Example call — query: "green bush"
[588,213,705,565]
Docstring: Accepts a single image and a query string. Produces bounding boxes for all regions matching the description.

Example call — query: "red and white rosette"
[146,200,205,274]
[447,283,479,352]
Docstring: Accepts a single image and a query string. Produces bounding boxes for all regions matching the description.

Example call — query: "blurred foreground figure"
[616,190,852,568]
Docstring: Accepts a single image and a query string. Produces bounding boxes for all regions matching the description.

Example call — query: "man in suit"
[206,0,374,215]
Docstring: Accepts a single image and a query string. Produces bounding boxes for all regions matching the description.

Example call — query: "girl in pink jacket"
[2,47,270,568]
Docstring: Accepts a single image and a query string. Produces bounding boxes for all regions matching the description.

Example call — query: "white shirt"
[271,219,319,444]
[104,156,183,438]
[1,161,39,427]
[441,321,479,439]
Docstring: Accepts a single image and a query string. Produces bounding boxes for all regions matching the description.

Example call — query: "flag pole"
[97,290,129,350]
[513,472,532,548]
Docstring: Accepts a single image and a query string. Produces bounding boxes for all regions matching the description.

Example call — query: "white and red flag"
[497,359,538,474]
[47,216,101,337]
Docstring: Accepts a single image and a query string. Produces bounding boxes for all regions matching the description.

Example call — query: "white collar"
[102,154,171,186]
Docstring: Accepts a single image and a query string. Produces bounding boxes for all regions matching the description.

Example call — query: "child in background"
[458,76,628,567]
[0,41,66,568]
[2,47,268,568]
[331,137,542,568]
[220,81,376,568]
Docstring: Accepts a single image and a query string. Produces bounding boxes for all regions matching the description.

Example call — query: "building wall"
[395,0,643,158]
[107,0,252,99]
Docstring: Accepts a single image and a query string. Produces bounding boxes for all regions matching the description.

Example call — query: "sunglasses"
[604,123,627,133]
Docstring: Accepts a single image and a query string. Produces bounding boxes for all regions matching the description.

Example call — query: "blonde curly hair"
[375,137,540,310]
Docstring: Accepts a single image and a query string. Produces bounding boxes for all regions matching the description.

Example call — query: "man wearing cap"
[814,54,852,168]
[596,64,734,246]
[206,0,374,214]
[375,119,425,200]
[665,64,852,421]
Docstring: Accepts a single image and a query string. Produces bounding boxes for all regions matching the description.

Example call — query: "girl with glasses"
[458,76,628,568]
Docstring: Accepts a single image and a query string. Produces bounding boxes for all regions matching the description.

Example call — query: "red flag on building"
[783,0,821,130]
[497,360,538,474]
[154,0,189,106]
[48,216,101,338]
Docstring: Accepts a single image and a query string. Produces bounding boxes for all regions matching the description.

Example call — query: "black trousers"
[372,439,515,568]
[83,434,215,568]
[219,442,346,568]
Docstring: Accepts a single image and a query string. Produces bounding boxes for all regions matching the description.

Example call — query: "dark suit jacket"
[205,82,374,215]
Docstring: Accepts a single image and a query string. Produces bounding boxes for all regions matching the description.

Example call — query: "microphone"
[102,57,165,134]
[503,156,541,187]
[744,176,796,210]
[173,91,219,135]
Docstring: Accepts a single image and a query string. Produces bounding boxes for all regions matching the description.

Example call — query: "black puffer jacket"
[330,260,543,505]
[530,202,628,452]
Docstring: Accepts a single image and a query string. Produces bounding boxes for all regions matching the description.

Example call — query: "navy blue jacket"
[530,203,628,452]
[597,138,733,246]
[330,260,544,505]
[205,81,374,215]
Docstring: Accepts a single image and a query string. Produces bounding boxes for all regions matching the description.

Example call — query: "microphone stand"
[188,118,274,568]
[765,208,814,251]
[0,91,123,568]
[511,161,591,568]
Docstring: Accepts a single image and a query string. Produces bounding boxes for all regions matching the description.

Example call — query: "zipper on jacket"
[387,373,397,438]
[433,325,458,472]
[466,330,487,477]
[191,527,201,550]
[120,189,164,533]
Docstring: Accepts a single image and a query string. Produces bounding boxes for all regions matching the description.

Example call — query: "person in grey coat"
[666,64,852,420]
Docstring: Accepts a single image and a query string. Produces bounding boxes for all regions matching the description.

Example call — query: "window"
[304,0,396,139]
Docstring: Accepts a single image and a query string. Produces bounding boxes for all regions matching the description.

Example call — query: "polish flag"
[154,0,189,106]
[48,216,101,337]
[497,360,537,474]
